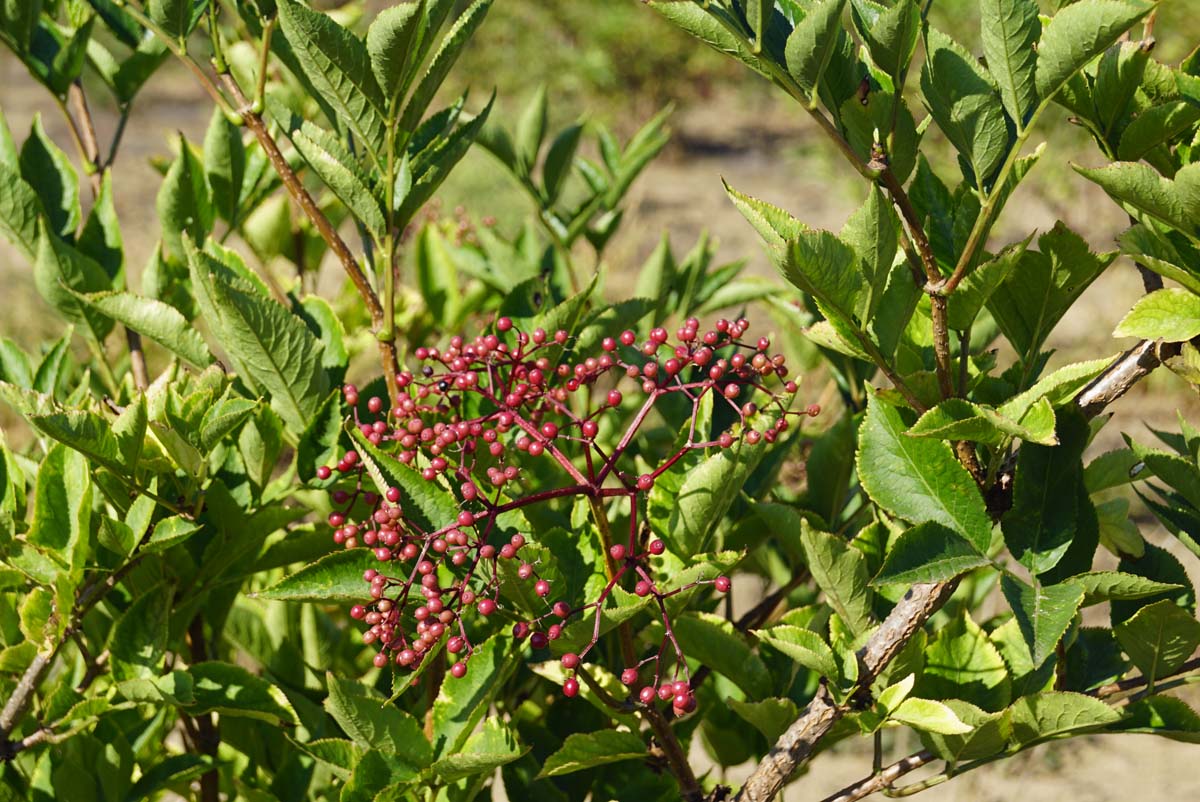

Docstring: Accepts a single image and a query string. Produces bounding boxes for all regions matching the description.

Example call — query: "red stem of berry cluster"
[314,315,818,712]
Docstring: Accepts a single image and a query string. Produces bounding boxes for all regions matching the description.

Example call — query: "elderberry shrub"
[317,316,818,703]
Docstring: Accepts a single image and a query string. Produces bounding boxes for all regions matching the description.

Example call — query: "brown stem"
[67,82,102,197]
[187,617,220,802]
[644,702,703,802]
[819,750,937,802]
[217,73,401,406]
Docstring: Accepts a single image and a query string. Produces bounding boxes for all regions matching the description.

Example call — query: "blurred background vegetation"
[2,2,1200,795]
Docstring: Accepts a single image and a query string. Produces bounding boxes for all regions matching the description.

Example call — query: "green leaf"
[34,228,115,344]
[188,661,297,726]
[20,114,79,239]
[1119,100,1200,161]
[1068,571,1184,607]
[537,730,646,779]
[946,237,1028,331]
[1114,599,1200,684]
[776,229,864,324]
[431,718,527,783]
[858,394,993,551]
[918,699,1010,762]
[649,2,771,81]
[143,515,203,553]
[27,408,125,474]
[754,625,838,678]
[841,184,898,323]
[276,0,386,162]
[980,0,1041,127]
[124,755,212,801]
[1114,288,1200,342]
[851,0,921,80]
[203,107,245,224]
[723,180,807,248]
[908,397,1057,447]
[542,122,584,204]
[396,95,494,227]
[71,290,212,367]
[156,134,213,261]
[918,612,1011,712]
[873,523,991,586]
[366,1,423,105]
[785,0,849,96]
[325,672,431,766]
[987,223,1115,363]
[294,123,386,238]
[921,26,1008,185]
[1035,0,1154,103]
[257,548,379,603]
[1002,407,1088,575]
[109,582,170,681]
[431,634,517,756]
[1117,696,1200,743]
[1008,691,1120,746]
[1000,573,1085,665]
[1074,162,1200,239]
[0,161,43,259]
[997,356,1112,421]
[186,240,328,434]
[800,523,874,637]
[77,171,124,286]
[148,0,197,41]
[515,85,548,173]
[28,443,91,577]
[398,0,493,135]
[350,428,459,535]
[891,697,973,735]
[672,612,773,699]
[662,439,764,555]
[727,697,799,743]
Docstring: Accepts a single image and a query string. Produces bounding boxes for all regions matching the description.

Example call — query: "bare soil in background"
[3,51,1200,802]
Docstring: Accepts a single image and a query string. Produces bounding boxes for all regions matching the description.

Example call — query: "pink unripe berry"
[649,539,666,555]
[635,580,652,597]
[350,605,366,619]
[457,510,475,527]
[367,396,383,413]
[497,316,513,332]
[636,475,654,491]
[609,544,626,561]
[534,579,551,597]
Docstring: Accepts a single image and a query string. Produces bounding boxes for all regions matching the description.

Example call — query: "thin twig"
[819,750,936,802]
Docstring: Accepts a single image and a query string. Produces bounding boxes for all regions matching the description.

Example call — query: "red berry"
[563,678,579,698]
[581,420,599,438]
[639,686,656,704]
[561,652,580,669]
[636,475,654,491]
[621,668,639,686]
[540,422,559,440]
[386,487,401,503]
[513,622,530,640]
[609,544,626,561]
[451,661,468,679]
[477,599,497,616]
[607,389,623,407]
[367,396,383,413]
[657,685,674,701]
[457,510,475,527]
[530,632,549,650]
[350,605,366,619]
[534,579,551,597]
[447,636,464,654]
[553,601,571,618]
[635,580,652,597]
[316,466,332,480]
[497,316,513,332]
[715,576,731,593]
[649,539,666,555]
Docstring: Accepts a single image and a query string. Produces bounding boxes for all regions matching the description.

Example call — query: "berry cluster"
[316,316,817,705]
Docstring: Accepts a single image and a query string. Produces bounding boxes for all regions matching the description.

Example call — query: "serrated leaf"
[186,239,328,434]
[800,523,874,637]
[1074,161,1200,239]
[325,672,431,766]
[34,228,115,345]
[28,443,91,577]
[350,428,459,535]
[109,582,170,681]
[289,121,385,238]
[841,184,897,322]
[1008,691,1120,745]
[946,237,1029,330]
[20,114,79,239]
[980,0,1041,127]
[432,718,527,782]
[188,661,296,726]
[908,397,1057,446]
[1001,573,1085,665]
[398,0,493,135]
[257,548,378,603]
[998,356,1112,421]
[754,625,838,678]
[203,107,245,225]
[156,134,213,260]
[858,394,992,551]
[723,180,807,247]
[1114,288,1200,342]
[1115,599,1200,684]
[670,612,773,699]
[919,612,1011,712]
[785,0,848,97]
[891,697,974,734]
[1068,571,1183,607]
[431,634,517,756]
[664,439,764,555]
[727,697,799,743]
[72,290,212,367]
[537,730,646,779]
[776,229,864,324]
[1117,696,1200,743]
[366,1,423,104]
[1035,0,1154,103]
[0,161,42,259]
[873,522,990,586]
[277,0,386,162]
